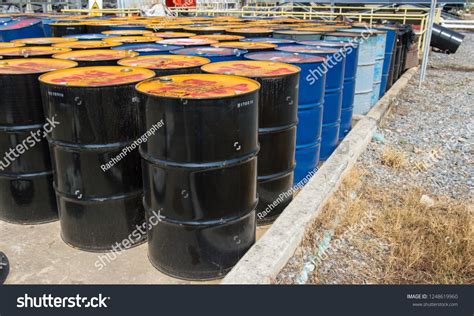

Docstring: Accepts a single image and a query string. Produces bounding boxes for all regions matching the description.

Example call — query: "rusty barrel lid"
[102,29,153,36]
[0,58,77,75]
[103,36,161,44]
[0,46,72,57]
[39,66,155,87]
[52,40,121,49]
[12,37,76,45]
[202,60,300,78]
[211,41,276,50]
[52,49,138,61]
[136,73,260,99]
[118,55,210,70]
[157,38,218,47]
[0,42,25,48]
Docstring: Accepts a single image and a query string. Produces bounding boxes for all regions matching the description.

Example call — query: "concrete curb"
[221,67,419,284]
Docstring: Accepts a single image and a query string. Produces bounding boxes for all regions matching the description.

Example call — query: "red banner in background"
[165,0,196,7]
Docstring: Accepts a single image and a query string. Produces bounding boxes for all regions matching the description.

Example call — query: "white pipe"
[419,0,437,87]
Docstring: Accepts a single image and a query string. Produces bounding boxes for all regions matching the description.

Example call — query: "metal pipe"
[419,0,437,87]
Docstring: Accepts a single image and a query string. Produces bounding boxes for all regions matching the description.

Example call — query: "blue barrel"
[172,47,247,62]
[273,30,323,41]
[369,30,387,105]
[240,37,296,46]
[324,31,377,115]
[298,40,359,140]
[112,43,183,55]
[276,45,345,160]
[0,18,45,42]
[0,17,12,24]
[64,33,113,41]
[245,51,326,185]
[109,24,147,31]
[376,26,397,97]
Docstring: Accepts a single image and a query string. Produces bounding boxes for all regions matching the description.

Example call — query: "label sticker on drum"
[136,74,260,99]
[39,66,155,87]
[53,49,138,61]
[0,46,71,56]
[13,37,77,45]
[0,58,77,74]
[212,41,276,50]
[202,60,300,77]
[118,55,210,69]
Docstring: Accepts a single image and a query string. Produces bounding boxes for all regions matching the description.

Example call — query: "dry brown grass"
[381,146,407,169]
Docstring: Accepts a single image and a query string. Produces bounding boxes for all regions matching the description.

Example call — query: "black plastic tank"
[0,46,71,59]
[202,61,299,224]
[0,58,77,224]
[52,49,139,67]
[39,66,155,251]
[117,54,210,76]
[136,74,260,280]
[50,22,87,37]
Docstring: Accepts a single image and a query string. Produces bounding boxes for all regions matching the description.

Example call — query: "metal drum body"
[274,30,323,41]
[369,30,387,105]
[202,61,299,223]
[226,28,273,38]
[136,74,259,280]
[325,32,376,115]
[240,37,295,47]
[110,24,147,31]
[298,40,359,140]
[276,45,345,160]
[212,41,276,53]
[0,58,77,224]
[51,23,86,37]
[112,43,183,56]
[245,51,326,185]
[172,47,247,62]
[376,27,396,96]
[0,18,45,42]
[39,66,155,251]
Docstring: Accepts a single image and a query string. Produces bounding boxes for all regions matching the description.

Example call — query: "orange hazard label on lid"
[0,42,25,48]
[102,30,153,36]
[202,60,300,78]
[136,74,260,99]
[39,66,155,87]
[103,36,161,43]
[12,37,77,45]
[0,58,77,74]
[211,41,276,50]
[52,40,120,49]
[0,46,71,56]
[118,55,210,69]
[52,49,138,61]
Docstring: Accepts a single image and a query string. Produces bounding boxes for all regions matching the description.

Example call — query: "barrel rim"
[117,54,211,70]
[201,60,301,78]
[135,74,261,100]
[52,49,139,61]
[0,58,78,75]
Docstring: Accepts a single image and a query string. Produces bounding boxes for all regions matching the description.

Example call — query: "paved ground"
[276,32,473,284]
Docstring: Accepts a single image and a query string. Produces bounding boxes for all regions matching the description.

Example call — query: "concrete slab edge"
[221,67,419,284]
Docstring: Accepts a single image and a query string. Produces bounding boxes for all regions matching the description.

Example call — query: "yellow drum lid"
[52,40,120,49]
[0,58,77,74]
[0,42,25,48]
[0,46,71,57]
[212,41,276,50]
[12,37,77,45]
[53,49,138,61]
[292,27,337,31]
[202,60,300,78]
[136,74,260,99]
[39,66,155,87]
[118,55,210,69]
[191,34,244,41]
[50,22,84,26]
[151,32,196,38]
[102,30,153,36]
[226,27,273,34]
[158,38,218,46]
[103,36,161,44]
[183,26,225,32]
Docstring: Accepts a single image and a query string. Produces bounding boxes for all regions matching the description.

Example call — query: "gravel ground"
[275,32,473,284]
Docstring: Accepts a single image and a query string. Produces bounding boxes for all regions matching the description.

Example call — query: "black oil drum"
[183,26,225,35]
[0,46,71,59]
[212,41,277,53]
[118,54,210,75]
[0,58,77,224]
[226,27,273,38]
[202,61,299,224]
[52,49,139,67]
[85,22,112,34]
[50,22,87,37]
[136,74,260,280]
[39,66,155,251]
